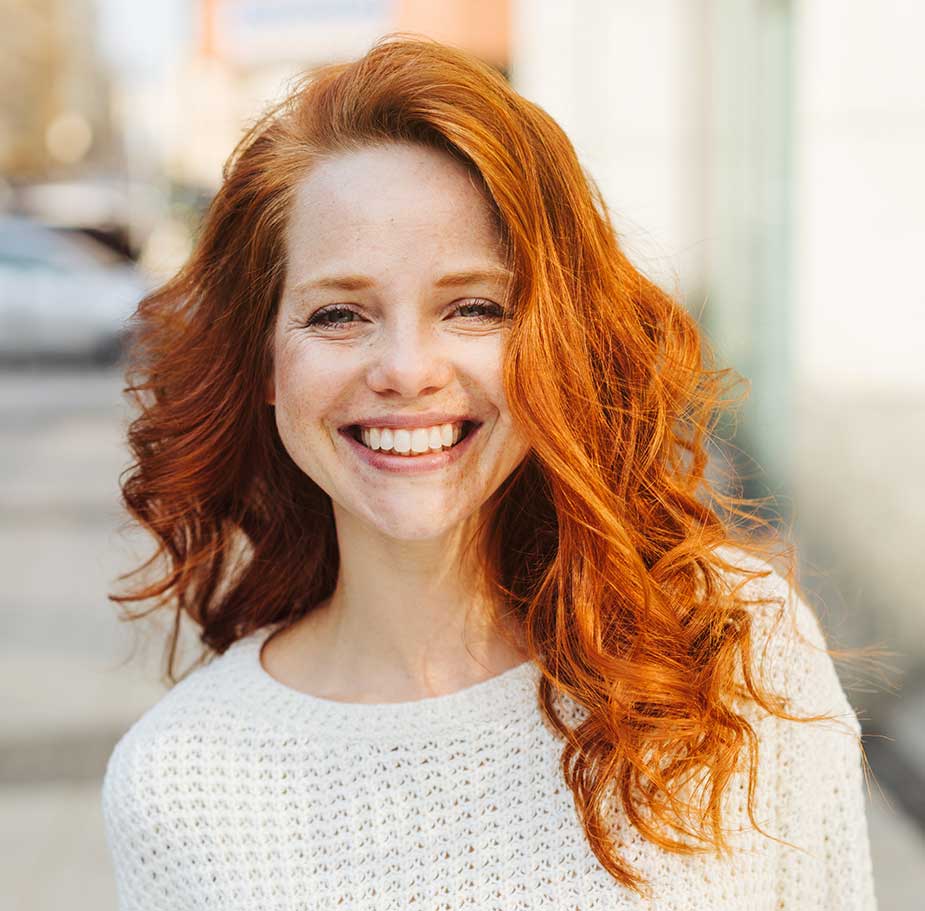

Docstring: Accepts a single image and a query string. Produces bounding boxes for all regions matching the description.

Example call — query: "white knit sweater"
[101,555,877,910]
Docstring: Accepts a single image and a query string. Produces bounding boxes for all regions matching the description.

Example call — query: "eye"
[304,305,361,330]
[302,298,507,331]
[452,298,507,322]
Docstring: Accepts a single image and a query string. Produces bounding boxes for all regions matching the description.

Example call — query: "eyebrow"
[290,267,513,295]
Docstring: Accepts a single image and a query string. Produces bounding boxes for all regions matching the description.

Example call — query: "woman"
[102,36,876,910]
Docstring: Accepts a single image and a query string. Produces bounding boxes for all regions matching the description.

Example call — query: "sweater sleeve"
[101,727,187,911]
[742,561,878,910]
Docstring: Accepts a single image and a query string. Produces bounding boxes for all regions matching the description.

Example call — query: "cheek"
[271,349,333,454]
[274,340,346,408]
[485,348,529,456]
[464,336,505,394]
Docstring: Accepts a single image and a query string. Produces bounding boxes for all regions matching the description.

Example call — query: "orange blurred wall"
[394,0,509,69]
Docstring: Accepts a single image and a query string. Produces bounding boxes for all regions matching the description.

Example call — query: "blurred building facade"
[96,0,509,275]
[130,0,509,192]
[512,0,925,671]
[515,0,795,487]
[0,0,114,179]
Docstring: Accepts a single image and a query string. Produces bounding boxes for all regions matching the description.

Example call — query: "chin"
[342,499,482,543]
[372,514,475,542]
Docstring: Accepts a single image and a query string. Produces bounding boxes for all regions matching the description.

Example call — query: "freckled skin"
[260,143,533,695]
[268,143,531,543]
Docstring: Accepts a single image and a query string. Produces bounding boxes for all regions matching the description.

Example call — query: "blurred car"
[0,214,149,365]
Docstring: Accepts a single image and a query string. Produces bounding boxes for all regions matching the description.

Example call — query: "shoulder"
[99,629,280,902]
[101,631,266,815]
[709,552,875,907]
[711,544,859,733]
[711,543,829,656]
[110,632,258,742]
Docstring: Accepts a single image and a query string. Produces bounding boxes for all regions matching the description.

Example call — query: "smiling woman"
[102,35,876,911]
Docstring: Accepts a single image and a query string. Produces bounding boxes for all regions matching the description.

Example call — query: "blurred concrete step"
[1,650,166,783]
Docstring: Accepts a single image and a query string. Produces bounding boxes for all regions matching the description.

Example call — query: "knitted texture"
[101,554,877,910]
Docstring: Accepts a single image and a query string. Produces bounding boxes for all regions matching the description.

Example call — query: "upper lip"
[341,413,481,430]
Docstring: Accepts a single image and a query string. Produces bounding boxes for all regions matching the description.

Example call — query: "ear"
[265,373,276,407]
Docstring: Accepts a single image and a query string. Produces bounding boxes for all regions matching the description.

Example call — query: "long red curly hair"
[111,35,849,896]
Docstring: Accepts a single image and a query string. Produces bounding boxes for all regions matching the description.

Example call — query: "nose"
[365,323,454,398]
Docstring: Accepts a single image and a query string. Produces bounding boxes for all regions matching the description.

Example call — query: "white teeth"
[393,429,412,453]
[358,421,467,455]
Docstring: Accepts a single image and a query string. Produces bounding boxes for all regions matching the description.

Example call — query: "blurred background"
[1,0,922,908]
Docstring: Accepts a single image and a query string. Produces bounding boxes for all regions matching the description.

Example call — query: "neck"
[273,506,528,702]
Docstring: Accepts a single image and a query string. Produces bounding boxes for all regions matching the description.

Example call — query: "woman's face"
[268,142,530,541]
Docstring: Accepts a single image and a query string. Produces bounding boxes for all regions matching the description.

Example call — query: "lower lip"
[338,424,483,474]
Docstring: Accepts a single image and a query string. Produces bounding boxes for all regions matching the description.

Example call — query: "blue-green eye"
[305,299,506,330]
[305,305,357,329]
[452,299,506,322]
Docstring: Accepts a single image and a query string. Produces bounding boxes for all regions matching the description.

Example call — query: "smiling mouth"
[346,420,479,455]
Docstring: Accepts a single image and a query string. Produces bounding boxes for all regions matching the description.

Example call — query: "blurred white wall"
[511,0,702,298]
[794,0,925,392]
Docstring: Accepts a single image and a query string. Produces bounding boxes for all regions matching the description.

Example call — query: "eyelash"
[304,299,506,330]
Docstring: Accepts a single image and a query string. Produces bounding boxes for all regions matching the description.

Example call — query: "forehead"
[283,143,505,275]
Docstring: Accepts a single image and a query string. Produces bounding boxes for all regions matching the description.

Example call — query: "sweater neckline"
[233,624,541,738]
